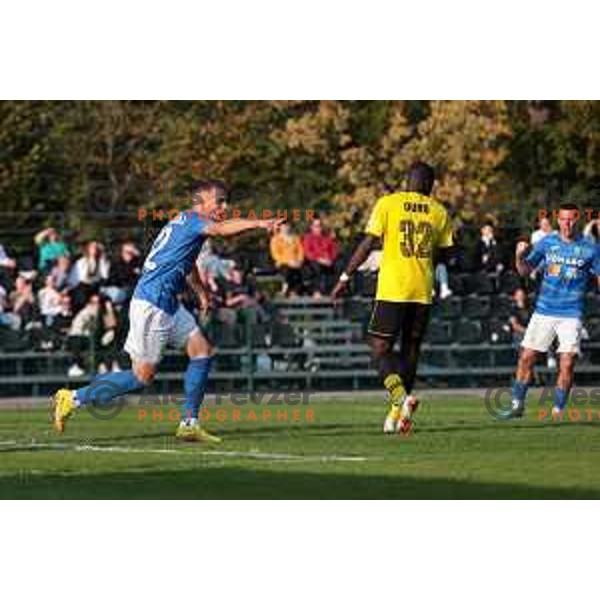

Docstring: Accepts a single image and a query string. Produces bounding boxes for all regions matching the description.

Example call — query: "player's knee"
[187,330,214,358]
[369,337,389,359]
[133,363,156,386]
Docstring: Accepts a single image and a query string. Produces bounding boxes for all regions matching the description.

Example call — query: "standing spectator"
[35,228,69,273]
[531,216,554,245]
[38,275,63,326]
[302,219,339,297]
[474,223,504,273]
[103,241,141,305]
[270,223,304,296]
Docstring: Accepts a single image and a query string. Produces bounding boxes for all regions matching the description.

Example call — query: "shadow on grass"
[1,466,598,499]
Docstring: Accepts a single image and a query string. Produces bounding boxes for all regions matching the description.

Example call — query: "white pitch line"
[0,442,368,463]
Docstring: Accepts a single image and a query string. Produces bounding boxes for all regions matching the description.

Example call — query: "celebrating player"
[51,180,283,442]
[510,203,600,419]
[332,162,454,434]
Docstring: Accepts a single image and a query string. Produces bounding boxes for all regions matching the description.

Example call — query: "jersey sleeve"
[189,211,210,236]
[524,237,547,269]
[365,198,386,238]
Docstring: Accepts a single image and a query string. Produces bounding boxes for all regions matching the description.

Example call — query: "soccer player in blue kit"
[510,203,600,419]
[51,180,282,442]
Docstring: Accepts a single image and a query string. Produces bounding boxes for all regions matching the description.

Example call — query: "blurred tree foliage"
[1,100,599,241]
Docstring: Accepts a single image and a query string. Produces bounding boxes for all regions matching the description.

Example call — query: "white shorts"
[124,298,199,364]
[521,312,582,354]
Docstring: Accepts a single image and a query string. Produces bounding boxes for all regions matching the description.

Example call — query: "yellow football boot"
[175,422,222,444]
[50,388,76,434]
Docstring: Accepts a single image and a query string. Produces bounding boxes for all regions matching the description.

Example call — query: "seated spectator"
[96,298,123,374]
[9,273,37,330]
[66,293,102,377]
[475,223,504,273]
[103,241,141,305]
[302,218,339,297]
[50,255,72,291]
[197,240,237,295]
[270,223,304,296]
[531,216,554,246]
[37,274,62,326]
[68,240,110,312]
[35,228,69,273]
[0,285,19,330]
[0,242,17,293]
[509,287,530,349]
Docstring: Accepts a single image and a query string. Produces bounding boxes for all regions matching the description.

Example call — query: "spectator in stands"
[103,241,141,305]
[37,274,62,327]
[509,287,530,349]
[531,216,554,245]
[66,293,102,377]
[68,240,110,312]
[35,228,69,273]
[96,298,122,374]
[197,239,237,293]
[39,292,74,351]
[0,242,17,294]
[270,223,304,296]
[474,223,504,273]
[302,218,339,297]
[9,273,37,330]
[50,255,72,291]
[0,285,19,329]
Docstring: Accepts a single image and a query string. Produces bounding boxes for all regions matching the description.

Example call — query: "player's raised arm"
[204,218,284,238]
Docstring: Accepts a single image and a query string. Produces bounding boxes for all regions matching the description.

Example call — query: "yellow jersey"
[365,191,454,304]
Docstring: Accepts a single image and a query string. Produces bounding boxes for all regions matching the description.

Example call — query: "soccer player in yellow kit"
[332,162,454,435]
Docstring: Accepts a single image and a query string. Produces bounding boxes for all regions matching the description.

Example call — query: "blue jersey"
[525,232,600,318]
[134,211,209,315]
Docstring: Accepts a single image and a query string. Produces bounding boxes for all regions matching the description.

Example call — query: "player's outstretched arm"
[204,218,284,238]
[331,234,379,299]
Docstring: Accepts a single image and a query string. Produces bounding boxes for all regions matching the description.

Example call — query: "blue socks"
[512,380,528,402]
[554,387,569,411]
[75,370,145,406]
[182,356,213,421]
[74,358,213,419]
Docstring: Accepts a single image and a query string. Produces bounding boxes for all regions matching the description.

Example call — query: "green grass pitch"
[1,394,600,499]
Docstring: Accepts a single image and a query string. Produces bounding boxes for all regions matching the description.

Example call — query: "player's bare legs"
[552,352,576,419]
[510,347,537,418]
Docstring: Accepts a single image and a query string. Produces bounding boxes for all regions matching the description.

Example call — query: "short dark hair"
[191,179,229,203]
[559,202,579,213]
[406,161,435,195]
